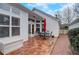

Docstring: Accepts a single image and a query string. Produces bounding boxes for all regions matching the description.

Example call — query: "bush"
[68,28,79,52]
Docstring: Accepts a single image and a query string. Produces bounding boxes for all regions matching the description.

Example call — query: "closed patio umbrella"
[44,18,46,32]
[44,18,46,39]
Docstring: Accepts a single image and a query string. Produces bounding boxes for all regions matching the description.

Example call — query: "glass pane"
[12,17,20,26]
[0,14,9,25]
[36,28,40,33]
[32,24,34,34]
[36,24,40,27]
[0,27,9,37]
[42,20,44,22]
[28,24,31,34]
[36,20,40,23]
[12,27,20,36]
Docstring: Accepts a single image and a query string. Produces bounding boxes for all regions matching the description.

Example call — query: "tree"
[63,7,71,24]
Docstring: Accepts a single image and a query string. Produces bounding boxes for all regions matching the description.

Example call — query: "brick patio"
[7,36,57,55]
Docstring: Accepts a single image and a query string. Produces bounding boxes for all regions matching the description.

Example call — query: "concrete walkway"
[51,34,72,55]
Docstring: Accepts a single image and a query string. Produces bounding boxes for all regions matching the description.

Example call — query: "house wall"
[20,10,28,41]
[33,10,59,37]
[69,22,79,30]
[0,4,28,54]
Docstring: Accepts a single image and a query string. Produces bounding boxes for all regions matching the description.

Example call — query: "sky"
[21,3,68,16]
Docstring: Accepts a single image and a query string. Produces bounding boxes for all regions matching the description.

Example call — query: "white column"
[34,20,36,34]
[9,7,12,37]
[40,20,42,32]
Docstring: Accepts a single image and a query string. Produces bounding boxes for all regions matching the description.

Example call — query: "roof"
[9,3,31,13]
[32,8,58,21]
[70,17,79,25]
[9,3,43,20]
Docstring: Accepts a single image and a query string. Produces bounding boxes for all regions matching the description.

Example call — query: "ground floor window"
[42,24,44,32]
[36,23,40,33]
[0,14,20,38]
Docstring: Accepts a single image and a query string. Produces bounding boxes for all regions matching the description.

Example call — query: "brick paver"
[7,36,57,55]
[51,35,72,55]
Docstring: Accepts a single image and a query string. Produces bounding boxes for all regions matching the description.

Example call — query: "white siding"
[69,22,79,30]
[20,11,28,41]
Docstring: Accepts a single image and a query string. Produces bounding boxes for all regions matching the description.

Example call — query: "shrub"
[68,28,79,52]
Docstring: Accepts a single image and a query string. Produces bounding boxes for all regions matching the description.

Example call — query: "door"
[32,24,34,34]
[28,24,31,34]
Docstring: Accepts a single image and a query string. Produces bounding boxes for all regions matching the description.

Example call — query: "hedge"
[68,28,79,52]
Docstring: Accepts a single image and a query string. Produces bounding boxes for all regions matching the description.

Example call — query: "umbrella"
[44,18,46,32]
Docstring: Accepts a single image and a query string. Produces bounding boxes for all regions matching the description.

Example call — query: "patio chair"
[38,32,43,37]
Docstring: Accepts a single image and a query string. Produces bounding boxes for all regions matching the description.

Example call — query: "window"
[0,14,20,38]
[0,14,9,25]
[12,17,20,26]
[42,24,44,32]
[12,17,20,36]
[12,27,20,36]
[36,23,40,33]
[0,27,9,37]
[28,18,35,22]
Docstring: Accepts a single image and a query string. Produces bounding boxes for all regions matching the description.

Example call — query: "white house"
[0,3,60,54]
[0,3,29,54]
[69,17,79,30]
[32,8,60,37]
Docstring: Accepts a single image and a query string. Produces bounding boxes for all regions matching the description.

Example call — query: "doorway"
[32,24,34,34]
